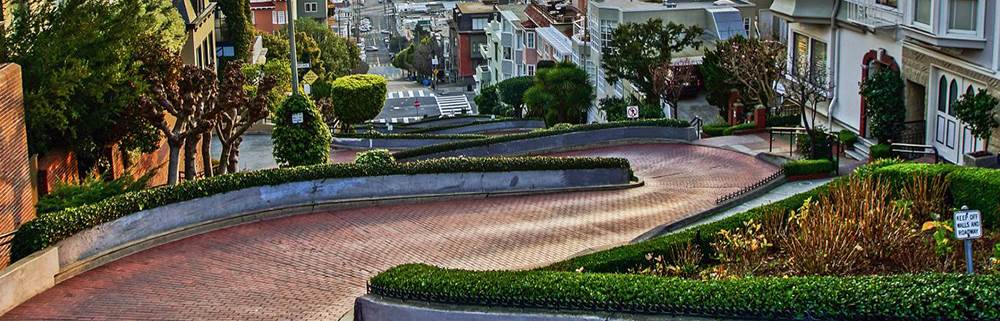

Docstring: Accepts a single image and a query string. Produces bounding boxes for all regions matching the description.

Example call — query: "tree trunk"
[227,136,242,173]
[201,131,213,177]
[184,135,199,180]
[167,142,181,186]
[218,140,232,175]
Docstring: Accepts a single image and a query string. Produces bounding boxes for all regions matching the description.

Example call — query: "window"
[913,0,931,25]
[937,76,948,112]
[516,31,523,49]
[876,0,897,7]
[526,31,535,48]
[948,80,958,116]
[472,18,487,30]
[274,11,287,24]
[743,17,751,33]
[948,0,977,31]
[791,33,827,77]
[528,65,535,76]
[503,47,511,60]
[305,2,318,12]
[599,20,616,48]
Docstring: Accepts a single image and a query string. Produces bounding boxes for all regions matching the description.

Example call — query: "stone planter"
[963,151,998,168]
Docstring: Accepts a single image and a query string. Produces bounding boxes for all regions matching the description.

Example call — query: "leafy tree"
[135,38,222,185]
[651,61,696,119]
[218,0,254,63]
[392,45,414,72]
[700,47,743,118]
[496,76,533,118]
[216,61,277,175]
[860,68,905,143]
[272,94,331,167]
[953,89,1000,152]
[0,0,184,173]
[474,85,506,116]
[261,31,290,61]
[714,36,785,110]
[411,37,442,78]
[294,18,361,79]
[601,19,702,106]
[243,59,292,113]
[524,62,594,126]
[328,74,387,131]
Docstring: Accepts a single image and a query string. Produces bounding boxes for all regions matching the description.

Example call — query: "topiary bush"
[782,159,836,176]
[870,143,892,160]
[330,74,388,128]
[354,149,396,167]
[838,129,858,148]
[272,94,332,167]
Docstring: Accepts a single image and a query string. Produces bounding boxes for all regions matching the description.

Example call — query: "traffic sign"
[414,100,420,109]
[955,209,983,240]
[296,63,311,69]
[626,105,639,119]
[302,70,319,85]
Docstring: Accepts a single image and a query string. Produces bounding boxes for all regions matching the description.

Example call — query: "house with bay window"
[770,0,999,164]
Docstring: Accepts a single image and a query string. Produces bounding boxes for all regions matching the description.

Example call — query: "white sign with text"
[954,209,983,240]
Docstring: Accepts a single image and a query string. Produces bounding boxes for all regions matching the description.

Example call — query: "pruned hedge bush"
[403,117,529,134]
[870,143,892,160]
[395,119,691,159]
[334,132,487,140]
[870,163,1000,226]
[10,156,631,261]
[702,122,756,136]
[371,264,1000,320]
[782,159,836,176]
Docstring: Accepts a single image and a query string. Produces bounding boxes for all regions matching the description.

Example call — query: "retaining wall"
[418,120,546,134]
[402,126,699,160]
[332,137,470,150]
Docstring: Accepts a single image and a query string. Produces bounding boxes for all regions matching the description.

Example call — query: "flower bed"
[394,119,691,159]
[368,160,1000,320]
[11,156,631,261]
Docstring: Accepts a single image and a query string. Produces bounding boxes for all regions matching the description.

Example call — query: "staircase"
[845,136,876,161]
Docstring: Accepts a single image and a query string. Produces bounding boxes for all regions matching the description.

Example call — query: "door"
[932,72,985,164]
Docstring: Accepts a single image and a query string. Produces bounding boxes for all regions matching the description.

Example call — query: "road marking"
[407,90,414,98]
[391,117,398,123]
[435,95,472,116]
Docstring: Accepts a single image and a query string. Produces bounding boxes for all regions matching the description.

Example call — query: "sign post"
[954,206,983,275]
[626,105,639,119]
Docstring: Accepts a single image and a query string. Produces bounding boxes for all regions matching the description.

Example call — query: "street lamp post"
[287,0,300,95]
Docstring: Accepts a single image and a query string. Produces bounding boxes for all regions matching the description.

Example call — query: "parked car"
[380,30,391,35]
[366,46,379,52]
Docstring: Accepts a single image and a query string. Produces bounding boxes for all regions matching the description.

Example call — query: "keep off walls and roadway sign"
[955,206,983,274]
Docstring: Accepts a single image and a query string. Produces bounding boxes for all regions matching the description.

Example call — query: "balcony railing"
[839,0,902,29]
[572,17,587,42]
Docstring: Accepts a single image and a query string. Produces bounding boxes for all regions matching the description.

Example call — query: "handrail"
[715,169,784,205]
[690,116,703,139]
[890,142,939,163]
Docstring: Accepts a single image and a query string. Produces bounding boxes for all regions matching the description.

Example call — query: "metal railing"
[839,0,903,29]
[890,143,939,163]
[899,120,926,144]
[715,169,785,205]
[768,127,807,157]
[690,116,703,140]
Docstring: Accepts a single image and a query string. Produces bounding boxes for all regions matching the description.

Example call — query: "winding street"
[2,143,776,321]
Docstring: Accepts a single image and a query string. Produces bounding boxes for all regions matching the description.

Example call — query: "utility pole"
[287,0,300,95]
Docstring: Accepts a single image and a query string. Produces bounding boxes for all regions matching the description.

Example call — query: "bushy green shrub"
[330,74,388,126]
[869,143,892,160]
[702,123,729,136]
[36,173,152,214]
[860,68,905,143]
[948,167,1000,226]
[272,94,332,167]
[497,76,534,117]
[723,123,756,135]
[403,117,524,134]
[766,114,801,127]
[354,149,395,167]
[11,156,631,260]
[547,123,574,131]
[838,129,858,147]
[474,85,507,116]
[395,119,691,159]
[371,264,1000,320]
[334,132,487,140]
[782,159,836,176]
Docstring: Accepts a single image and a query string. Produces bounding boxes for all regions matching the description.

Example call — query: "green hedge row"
[870,143,892,160]
[702,123,757,136]
[782,159,837,176]
[870,163,1000,227]
[334,132,487,140]
[403,117,528,134]
[395,119,691,159]
[371,264,1000,320]
[10,156,631,261]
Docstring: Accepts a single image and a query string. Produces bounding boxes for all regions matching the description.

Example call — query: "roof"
[591,0,753,13]
[456,2,496,14]
[535,26,572,56]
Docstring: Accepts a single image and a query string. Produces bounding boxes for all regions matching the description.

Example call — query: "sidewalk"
[677,177,832,232]
[696,132,866,173]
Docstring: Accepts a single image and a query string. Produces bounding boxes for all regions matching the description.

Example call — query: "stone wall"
[0,64,35,268]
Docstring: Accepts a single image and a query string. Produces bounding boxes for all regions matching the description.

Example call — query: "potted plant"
[953,89,999,168]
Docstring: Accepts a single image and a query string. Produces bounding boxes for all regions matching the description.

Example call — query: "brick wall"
[0,64,35,268]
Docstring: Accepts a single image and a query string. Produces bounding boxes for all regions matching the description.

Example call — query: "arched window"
[948,79,959,116]
[937,76,948,112]
[967,85,975,97]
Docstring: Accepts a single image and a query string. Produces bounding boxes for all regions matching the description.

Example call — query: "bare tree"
[136,39,221,185]
[717,37,786,110]
[215,61,277,175]
[783,57,835,159]
[651,60,697,119]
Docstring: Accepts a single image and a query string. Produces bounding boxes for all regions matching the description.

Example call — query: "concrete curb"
[332,136,472,150]
[415,119,546,134]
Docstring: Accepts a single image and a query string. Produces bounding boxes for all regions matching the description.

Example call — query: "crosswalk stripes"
[387,89,435,99]
[372,116,424,124]
[435,95,472,116]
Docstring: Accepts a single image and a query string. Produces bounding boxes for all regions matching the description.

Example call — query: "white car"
[365,46,379,52]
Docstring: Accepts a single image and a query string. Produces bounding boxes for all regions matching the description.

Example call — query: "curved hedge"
[334,132,487,140]
[403,117,529,134]
[369,161,1000,320]
[371,264,1000,320]
[331,74,387,125]
[394,119,691,159]
[10,156,631,261]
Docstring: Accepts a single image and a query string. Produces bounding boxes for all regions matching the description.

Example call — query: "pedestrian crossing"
[387,89,434,99]
[436,95,472,116]
[372,116,424,124]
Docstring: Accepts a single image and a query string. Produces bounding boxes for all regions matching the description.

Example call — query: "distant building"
[451,2,497,85]
[249,0,329,34]
[177,0,219,69]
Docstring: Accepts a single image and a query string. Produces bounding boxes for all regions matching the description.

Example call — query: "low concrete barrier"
[418,120,546,134]
[354,295,726,321]
[0,248,58,315]
[401,116,492,129]
[332,136,471,150]
[402,126,698,160]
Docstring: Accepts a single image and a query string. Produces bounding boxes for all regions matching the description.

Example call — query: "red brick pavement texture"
[2,144,777,321]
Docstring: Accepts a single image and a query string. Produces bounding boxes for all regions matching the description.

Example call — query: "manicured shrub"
[10,156,631,261]
[722,122,756,135]
[36,173,152,214]
[394,119,691,159]
[766,114,800,127]
[949,167,1000,226]
[354,149,395,167]
[371,264,1000,320]
[702,123,729,136]
[272,94,331,167]
[334,132,487,140]
[330,74,388,127]
[782,159,836,176]
[496,76,533,117]
[838,129,858,147]
[403,117,525,134]
[869,143,892,160]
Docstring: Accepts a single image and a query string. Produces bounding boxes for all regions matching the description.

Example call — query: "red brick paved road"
[2,144,776,321]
